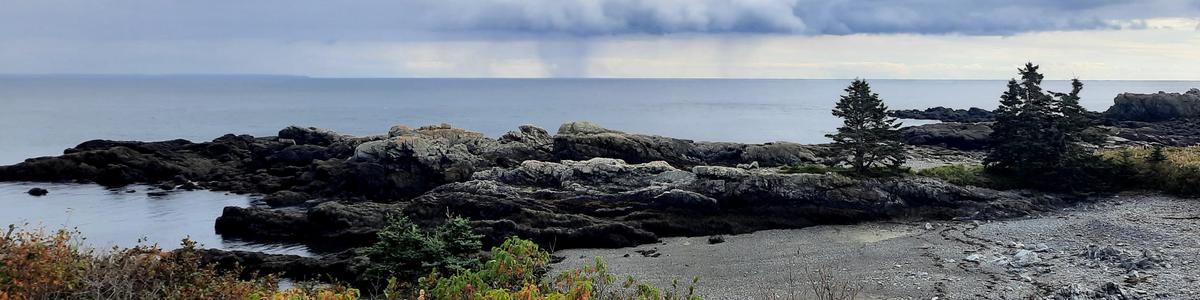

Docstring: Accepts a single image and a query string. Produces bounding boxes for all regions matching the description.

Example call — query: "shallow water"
[0,181,312,256]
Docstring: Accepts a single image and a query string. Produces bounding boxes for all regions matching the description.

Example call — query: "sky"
[1,0,1198,79]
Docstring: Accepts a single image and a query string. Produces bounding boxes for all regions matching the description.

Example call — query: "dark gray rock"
[553,121,819,167]
[901,122,993,150]
[278,126,347,146]
[1104,89,1200,121]
[199,248,367,283]
[26,187,48,196]
[890,107,996,123]
[262,190,311,207]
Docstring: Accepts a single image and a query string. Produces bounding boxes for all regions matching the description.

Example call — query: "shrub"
[1098,146,1200,195]
[913,164,1023,189]
[363,215,483,283]
[916,165,986,186]
[418,236,701,300]
[0,224,358,300]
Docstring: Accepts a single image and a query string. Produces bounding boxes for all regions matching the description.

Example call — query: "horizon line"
[2,73,1199,82]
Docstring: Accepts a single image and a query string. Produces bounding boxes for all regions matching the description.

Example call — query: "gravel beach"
[551,193,1200,299]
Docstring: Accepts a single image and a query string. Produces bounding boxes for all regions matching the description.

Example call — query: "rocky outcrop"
[1100,118,1200,147]
[901,122,993,150]
[890,107,996,123]
[213,157,1055,253]
[215,201,402,247]
[1104,89,1200,122]
[199,249,367,282]
[553,121,820,168]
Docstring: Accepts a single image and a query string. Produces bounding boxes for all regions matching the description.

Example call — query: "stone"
[26,187,48,196]
[1013,249,1041,267]
[964,253,984,262]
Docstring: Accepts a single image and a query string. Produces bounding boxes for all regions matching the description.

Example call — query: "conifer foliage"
[827,79,906,173]
[985,63,1100,190]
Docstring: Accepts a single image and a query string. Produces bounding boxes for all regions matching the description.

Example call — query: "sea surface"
[1,76,1197,254]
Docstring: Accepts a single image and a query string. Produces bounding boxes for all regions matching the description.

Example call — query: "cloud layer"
[1,0,1197,41]
[420,0,1199,35]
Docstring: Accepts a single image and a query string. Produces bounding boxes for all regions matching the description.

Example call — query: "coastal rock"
[471,158,694,191]
[199,249,367,283]
[278,126,347,146]
[26,187,48,196]
[890,107,996,123]
[901,122,993,150]
[553,121,820,167]
[1100,118,1200,147]
[1104,89,1200,121]
[214,201,401,247]
[262,190,311,207]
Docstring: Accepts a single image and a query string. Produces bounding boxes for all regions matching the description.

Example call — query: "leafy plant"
[1098,146,1200,195]
[418,236,701,300]
[0,224,359,300]
[363,215,483,283]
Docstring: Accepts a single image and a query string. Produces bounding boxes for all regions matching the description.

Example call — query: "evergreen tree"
[985,63,1099,190]
[1148,145,1168,166]
[826,79,906,173]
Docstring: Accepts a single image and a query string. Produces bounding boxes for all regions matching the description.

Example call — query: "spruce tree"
[985,63,1098,189]
[827,79,906,174]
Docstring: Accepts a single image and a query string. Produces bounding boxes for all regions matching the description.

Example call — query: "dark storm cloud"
[0,0,1196,41]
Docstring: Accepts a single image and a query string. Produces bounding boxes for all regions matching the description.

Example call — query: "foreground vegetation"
[0,218,703,300]
[1099,145,1200,196]
[0,225,359,300]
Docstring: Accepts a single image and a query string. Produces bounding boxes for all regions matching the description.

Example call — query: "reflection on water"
[0,182,312,256]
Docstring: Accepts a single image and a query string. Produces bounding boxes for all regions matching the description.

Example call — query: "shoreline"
[551,193,1199,299]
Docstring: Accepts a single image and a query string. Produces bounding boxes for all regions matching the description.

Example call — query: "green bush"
[363,216,483,282]
[1099,146,1200,196]
[916,165,987,186]
[417,237,700,300]
[915,164,1021,189]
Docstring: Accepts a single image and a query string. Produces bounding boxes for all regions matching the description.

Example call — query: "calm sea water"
[1,76,1197,254]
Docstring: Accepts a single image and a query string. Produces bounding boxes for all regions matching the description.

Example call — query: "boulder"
[26,187,48,196]
[901,122,993,150]
[1104,89,1200,121]
[278,126,347,146]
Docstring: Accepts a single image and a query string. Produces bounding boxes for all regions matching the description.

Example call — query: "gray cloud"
[0,0,1197,42]
[421,0,1200,35]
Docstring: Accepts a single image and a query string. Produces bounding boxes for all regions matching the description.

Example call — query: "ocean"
[1,76,1196,254]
